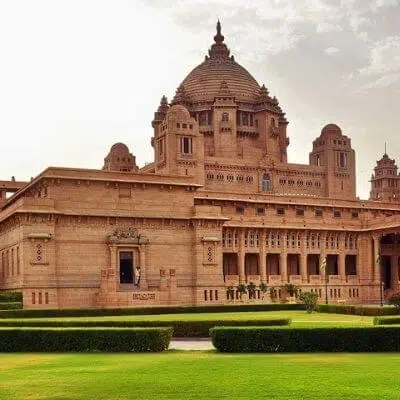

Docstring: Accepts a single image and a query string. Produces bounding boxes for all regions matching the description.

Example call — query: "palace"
[1,22,400,309]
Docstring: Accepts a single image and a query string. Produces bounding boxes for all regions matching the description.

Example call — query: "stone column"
[280,230,288,283]
[300,231,308,282]
[238,229,245,284]
[373,234,381,283]
[139,245,148,290]
[260,230,267,283]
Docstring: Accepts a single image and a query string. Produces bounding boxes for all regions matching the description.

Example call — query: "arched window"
[262,174,271,192]
[221,112,229,122]
[271,117,276,126]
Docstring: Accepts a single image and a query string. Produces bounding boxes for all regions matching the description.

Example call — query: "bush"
[0,303,305,319]
[388,292,400,308]
[0,302,23,310]
[298,292,318,313]
[373,316,400,325]
[210,326,400,352]
[0,327,172,352]
[0,292,22,303]
[0,318,291,337]
[316,304,400,316]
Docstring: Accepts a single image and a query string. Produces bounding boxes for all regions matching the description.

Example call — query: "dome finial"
[214,19,224,43]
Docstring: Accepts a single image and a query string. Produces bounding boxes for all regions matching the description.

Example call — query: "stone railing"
[246,275,261,284]
[309,275,322,284]
[289,275,302,284]
[328,275,342,284]
[224,275,239,286]
[268,275,282,284]
[346,275,359,284]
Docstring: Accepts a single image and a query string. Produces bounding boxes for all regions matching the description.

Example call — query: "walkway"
[169,338,214,351]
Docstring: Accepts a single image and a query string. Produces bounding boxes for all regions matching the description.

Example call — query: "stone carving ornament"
[107,228,149,244]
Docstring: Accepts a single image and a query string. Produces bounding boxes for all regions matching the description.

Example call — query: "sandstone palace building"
[1,22,400,309]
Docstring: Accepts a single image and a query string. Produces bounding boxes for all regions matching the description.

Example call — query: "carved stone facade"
[0,22,399,308]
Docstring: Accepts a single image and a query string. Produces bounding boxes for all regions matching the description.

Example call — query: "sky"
[0,0,399,199]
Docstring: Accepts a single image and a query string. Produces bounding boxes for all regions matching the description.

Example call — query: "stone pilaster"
[300,231,308,282]
[139,244,148,290]
[280,231,288,283]
[260,230,267,283]
[238,229,245,284]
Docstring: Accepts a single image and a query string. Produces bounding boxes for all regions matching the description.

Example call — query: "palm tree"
[259,282,268,299]
[237,284,247,300]
[246,282,257,300]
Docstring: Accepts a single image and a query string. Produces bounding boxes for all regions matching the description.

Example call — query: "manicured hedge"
[0,292,22,303]
[0,318,291,337]
[0,327,172,352]
[210,326,400,352]
[317,304,400,316]
[0,302,23,310]
[374,316,400,325]
[0,303,304,319]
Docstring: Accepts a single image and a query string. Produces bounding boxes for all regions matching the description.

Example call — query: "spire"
[214,20,224,44]
[384,141,387,156]
[208,20,230,59]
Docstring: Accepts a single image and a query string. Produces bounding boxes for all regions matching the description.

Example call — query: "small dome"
[110,142,130,154]
[321,123,342,136]
[167,104,190,118]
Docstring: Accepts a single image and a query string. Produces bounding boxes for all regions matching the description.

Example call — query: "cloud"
[324,46,340,55]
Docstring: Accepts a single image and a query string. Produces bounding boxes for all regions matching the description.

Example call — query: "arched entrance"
[380,233,400,292]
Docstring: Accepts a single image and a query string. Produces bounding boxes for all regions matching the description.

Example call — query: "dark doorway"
[223,253,238,277]
[245,253,259,276]
[119,251,134,284]
[327,255,338,275]
[381,255,392,290]
[345,255,357,275]
[307,254,319,275]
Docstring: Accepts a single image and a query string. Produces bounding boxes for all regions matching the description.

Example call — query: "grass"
[0,310,374,328]
[0,352,399,399]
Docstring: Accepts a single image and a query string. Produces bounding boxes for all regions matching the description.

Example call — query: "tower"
[370,153,400,202]
[309,124,356,199]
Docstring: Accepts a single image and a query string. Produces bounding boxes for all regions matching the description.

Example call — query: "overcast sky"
[0,0,399,199]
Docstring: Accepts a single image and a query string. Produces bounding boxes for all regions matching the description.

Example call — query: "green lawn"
[0,352,399,399]
[0,310,374,327]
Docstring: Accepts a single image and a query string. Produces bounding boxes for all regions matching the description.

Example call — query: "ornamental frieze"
[107,227,149,244]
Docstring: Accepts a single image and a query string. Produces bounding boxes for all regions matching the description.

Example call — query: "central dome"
[175,21,261,104]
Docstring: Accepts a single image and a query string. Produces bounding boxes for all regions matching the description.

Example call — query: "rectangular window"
[338,152,347,168]
[45,292,49,305]
[333,210,341,218]
[180,137,193,154]
[277,207,285,216]
[32,292,36,305]
[351,211,359,219]
[38,292,42,304]
[315,209,323,217]
[296,209,305,217]
[158,139,164,156]
[256,207,265,215]
[236,206,245,215]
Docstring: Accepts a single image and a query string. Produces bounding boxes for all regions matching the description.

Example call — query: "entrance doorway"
[119,251,134,284]
[381,255,392,290]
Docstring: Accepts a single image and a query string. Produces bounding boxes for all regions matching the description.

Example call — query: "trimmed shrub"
[0,302,23,310]
[374,316,400,325]
[0,318,291,337]
[0,292,22,303]
[0,327,172,352]
[299,292,318,313]
[316,304,400,316]
[388,292,400,308]
[0,303,304,319]
[210,326,400,352]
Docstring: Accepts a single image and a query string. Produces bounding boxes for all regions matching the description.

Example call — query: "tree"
[259,282,268,299]
[226,286,235,301]
[283,283,299,297]
[237,284,247,300]
[269,286,278,302]
[246,282,257,299]
[388,292,400,308]
[299,291,319,313]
